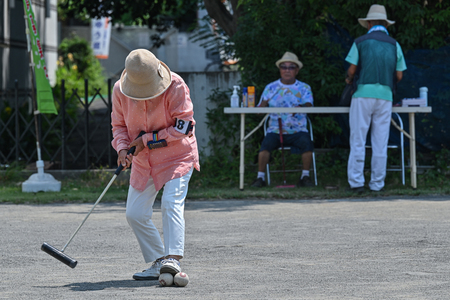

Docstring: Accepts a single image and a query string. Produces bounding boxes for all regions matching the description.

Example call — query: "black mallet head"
[41,242,78,268]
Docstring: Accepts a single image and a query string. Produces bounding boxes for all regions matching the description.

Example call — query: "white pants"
[348,97,392,191]
[126,167,194,263]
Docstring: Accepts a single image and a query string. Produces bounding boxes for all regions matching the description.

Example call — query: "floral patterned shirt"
[257,79,313,134]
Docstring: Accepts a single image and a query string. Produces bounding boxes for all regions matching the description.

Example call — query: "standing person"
[251,51,314,188]
[346,4,407,193]
[111,49,200,280]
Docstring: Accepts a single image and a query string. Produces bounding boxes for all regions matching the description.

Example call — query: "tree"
[232,0,450,148]
[57,0,241,61]
[202,0,241,37]
[233,0,346,148]
[58,0,450,149]
[327,0,450,51]
[58,0,241,35]
[53,35,107,99]
[58,0,229,32]
[58,0,450,50]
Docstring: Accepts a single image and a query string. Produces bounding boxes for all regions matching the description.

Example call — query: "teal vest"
[355,31,397,90]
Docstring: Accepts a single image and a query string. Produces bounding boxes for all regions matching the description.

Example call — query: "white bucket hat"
[275,51,303,70]
[120,49,172,100]
[358,4,395,28]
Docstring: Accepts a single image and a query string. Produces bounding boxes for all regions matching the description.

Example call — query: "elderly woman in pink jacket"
[111,49,200,280]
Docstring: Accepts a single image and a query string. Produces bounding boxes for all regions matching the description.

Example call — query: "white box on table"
[401,98,427,107]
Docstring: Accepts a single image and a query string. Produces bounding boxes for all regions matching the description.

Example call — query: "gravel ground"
[2,195,450,299]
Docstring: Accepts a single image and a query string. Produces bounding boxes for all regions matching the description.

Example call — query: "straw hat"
[120,49,172,100]
[358,4,395,28]
[275,52,303,70]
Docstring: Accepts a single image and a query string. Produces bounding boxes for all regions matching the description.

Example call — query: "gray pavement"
[2,196,450,299]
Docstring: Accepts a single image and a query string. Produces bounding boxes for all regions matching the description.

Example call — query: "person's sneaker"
[160,258,181,275]
[133,259,162,280]
[297,176,314,187]
[251,177,266,187]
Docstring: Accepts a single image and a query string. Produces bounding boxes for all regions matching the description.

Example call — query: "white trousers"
[126,167,193,263]
[347,97,392,191]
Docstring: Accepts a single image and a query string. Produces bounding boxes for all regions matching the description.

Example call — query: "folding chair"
[365,112,405,185]
[264,116,317,186]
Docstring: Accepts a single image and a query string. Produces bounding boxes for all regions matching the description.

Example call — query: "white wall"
[62,25,222,80]
[60,23,241,156]
[178,71,241,155]
[153,30,221,73]
[41,0,58,86]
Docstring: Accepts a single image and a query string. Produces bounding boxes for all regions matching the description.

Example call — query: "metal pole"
[85,79,89,169]
[61,79,66,169]
[14,80,19,161]
[22,5,42,163]
[107,78,112,167]
[409,112,417,189]
[239,113,245,190]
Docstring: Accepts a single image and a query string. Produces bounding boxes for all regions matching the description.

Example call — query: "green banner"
[23,0,58,114]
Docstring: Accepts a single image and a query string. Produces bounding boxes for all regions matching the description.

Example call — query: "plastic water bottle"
[231,86,240,108]
[420,87,428,106]
[242,87,248,107]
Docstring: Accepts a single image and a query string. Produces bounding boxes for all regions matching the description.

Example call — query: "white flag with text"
[91,17,111,59]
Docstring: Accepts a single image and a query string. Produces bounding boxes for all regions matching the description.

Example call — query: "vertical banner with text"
[23,0,58,114]
[91,17,112,59]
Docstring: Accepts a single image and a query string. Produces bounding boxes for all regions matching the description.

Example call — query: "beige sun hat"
[119,49,172,100]
[275,52,303,70]
[358,4,395,28]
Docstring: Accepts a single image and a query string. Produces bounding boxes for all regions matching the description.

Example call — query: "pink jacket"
[111,72,200,191]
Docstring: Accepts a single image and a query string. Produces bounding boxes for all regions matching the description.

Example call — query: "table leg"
[239,113,245,190]
[408,113,417,189]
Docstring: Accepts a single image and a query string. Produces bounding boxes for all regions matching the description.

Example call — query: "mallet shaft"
[61,174,118,252]
[41,131,146,268]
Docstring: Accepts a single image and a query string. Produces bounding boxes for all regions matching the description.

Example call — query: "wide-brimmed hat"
[275,52,303,70]
[120,49,172,100]
[358,4,395,28]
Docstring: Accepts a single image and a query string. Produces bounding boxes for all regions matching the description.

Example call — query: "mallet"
[41,131,146,268]
[276,117,295,188]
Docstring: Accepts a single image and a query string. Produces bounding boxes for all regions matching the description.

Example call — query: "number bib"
[174,119,194,135]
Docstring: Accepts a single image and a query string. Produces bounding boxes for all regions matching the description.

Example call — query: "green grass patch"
[0,184,129,205]
[1,173,450,205]
[1,151,450,204]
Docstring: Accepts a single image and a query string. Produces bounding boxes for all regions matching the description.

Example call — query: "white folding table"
[224,106,432,190]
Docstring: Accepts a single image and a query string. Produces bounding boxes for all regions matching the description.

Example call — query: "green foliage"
[52,0,450,185]
[232,0,345,148]
[234,0,344,93]
[231,0,450,149]
[79,167,131,187]
[0,162,26,182]
[53,35,107,100]
[57,0,198,30]
[0,182,129,204]
[190,88,245,188]
[4,174,450,204]
[189,2,236,66]
[189,88,265,188]
[48,36,108,158]
[328,0,450,51]
[0,99,43,163]
[316,148,349,180]
[420,148,450,186]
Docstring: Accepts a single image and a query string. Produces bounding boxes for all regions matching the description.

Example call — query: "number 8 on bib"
[174,119,194,135]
